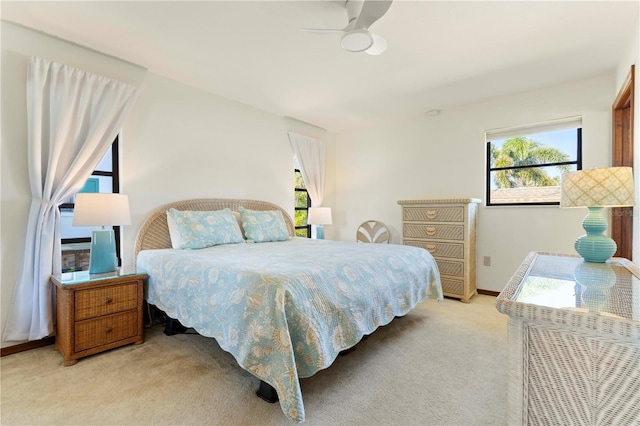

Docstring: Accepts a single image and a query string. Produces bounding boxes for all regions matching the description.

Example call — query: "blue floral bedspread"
[137,237,442,423]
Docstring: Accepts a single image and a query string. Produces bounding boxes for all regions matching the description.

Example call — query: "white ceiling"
[2,1,638,132]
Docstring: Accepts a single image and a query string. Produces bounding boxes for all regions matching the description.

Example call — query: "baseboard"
[1,336,55,357]
[477,289,500,297]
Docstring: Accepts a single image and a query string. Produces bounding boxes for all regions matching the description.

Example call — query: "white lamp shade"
[307,207,332,225]
[73,193,131,226]
[560,167,635,208]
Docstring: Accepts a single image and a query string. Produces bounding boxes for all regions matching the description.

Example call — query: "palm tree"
[491,137,571,188]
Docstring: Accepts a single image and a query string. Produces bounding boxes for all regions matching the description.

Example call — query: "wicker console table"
[495,252,639,425]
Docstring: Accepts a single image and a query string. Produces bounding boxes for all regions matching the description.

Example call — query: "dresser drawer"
[441,277,464,296]
[403,224,464,241]
[75,311,139,352]
[435,259,464,277]
[403,206,464,223]
[404,240,464,259]
[75,283,138,321]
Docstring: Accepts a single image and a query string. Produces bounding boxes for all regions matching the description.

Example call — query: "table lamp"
[307,207,332,239]
[560,167,635,263]
[73,193,131,274]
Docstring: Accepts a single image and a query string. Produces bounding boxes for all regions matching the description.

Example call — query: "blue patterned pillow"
[238,206,290,243]
[167,208,244,249]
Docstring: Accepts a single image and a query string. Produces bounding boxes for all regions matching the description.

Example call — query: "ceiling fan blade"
[354,0,393,29]
[300,28,346,34]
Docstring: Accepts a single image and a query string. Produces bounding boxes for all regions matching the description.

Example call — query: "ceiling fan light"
[365,33,387,55]
[341,29,373,52]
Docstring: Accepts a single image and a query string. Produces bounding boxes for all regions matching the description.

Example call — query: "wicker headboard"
[133,198,295,261]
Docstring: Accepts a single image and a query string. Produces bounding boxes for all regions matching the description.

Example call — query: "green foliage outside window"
[490,137,571,189]
[486,126,581,206]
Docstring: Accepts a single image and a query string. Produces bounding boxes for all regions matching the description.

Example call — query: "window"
[486,118,582,206]
[60,137,120,271]
[294,168,311,238]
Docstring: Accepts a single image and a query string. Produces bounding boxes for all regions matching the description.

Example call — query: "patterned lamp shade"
[560,167,635,263]
[560,167,635,208]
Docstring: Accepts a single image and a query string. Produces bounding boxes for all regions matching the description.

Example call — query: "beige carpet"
[1,295,507,426]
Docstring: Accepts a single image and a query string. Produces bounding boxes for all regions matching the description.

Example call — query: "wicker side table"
[51,267,147,366]
[495,252,640,425]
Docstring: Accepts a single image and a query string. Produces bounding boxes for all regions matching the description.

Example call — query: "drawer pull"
[426,244,437,252]
[105,298,113,305]
[105,327,113,333]
[426,226,437,236]
[426,209,437,219]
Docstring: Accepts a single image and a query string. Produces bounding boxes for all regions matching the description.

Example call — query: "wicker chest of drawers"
[398,198,480,302]
[51,268,147,366]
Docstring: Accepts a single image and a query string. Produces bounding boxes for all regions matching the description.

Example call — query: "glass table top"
[515,254,639,322]
[53,265,142,285]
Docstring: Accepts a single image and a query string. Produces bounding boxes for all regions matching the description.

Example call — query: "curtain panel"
[288,132,326,207]
[2,56,140,342]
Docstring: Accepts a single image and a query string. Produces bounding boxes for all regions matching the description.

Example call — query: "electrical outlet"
[484,256,491,266]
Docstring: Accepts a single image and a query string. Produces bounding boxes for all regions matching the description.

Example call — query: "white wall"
[332,74,615,293]
[120,73,294,265]
[614,15,639,262]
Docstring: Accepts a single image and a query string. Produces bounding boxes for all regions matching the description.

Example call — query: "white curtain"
[288,132,326,206]
[2,56,140,342]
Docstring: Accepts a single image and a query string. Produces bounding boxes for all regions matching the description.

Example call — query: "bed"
[135,198,443,423]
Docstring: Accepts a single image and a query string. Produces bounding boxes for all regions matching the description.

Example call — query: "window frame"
[60,136,122,265]
[486,127,582,207]
[294,168,311,238]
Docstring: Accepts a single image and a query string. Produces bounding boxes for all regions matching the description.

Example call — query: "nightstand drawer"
[75,283,138,321]
[403,224,464,240]
[435,259,464,277]
[403,206,464,223]
[75,311,138,352]
[404,240,464,259]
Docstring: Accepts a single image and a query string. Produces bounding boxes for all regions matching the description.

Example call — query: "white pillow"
[166,211,183,249]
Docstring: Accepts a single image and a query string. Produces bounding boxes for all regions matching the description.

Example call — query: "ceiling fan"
[303,0,393,55]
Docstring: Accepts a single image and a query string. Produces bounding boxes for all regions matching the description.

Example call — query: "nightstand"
[51,267,148,366]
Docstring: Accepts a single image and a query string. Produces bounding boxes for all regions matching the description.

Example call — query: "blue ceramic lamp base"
[89,228,118,274]
[575,207,617,263]
[316,225,325,240]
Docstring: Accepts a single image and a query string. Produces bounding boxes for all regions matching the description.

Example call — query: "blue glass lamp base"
[89,229,118,274]
[316,225,325,240]
[575,207,617,263]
